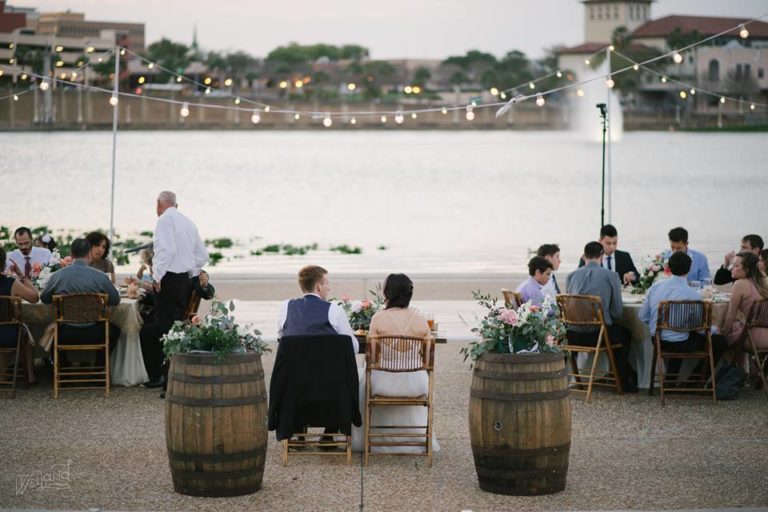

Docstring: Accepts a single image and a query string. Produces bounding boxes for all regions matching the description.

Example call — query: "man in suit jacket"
[579,224,639,286]
[713,234,763,285]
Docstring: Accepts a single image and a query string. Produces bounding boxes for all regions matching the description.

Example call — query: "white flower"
[350,301,363,313]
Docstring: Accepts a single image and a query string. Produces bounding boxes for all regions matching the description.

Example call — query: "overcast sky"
[11,0,768,60]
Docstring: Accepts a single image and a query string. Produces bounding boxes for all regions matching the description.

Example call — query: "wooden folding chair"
[556,294,623,401]
[53,293,111,398]
[364,335,435,467]
[501,289,523,309]
[743,298,768,400]
[649,300,715,405]
[183,289,201,322]
[0,296,24,397]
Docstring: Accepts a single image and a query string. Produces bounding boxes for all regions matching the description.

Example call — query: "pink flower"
[499,308,518,326]
[32,262,42,273]
[546,334,556,347]
[663,266,672,276]
[529,305,540,313]
[60,256,72,267]
[191,315,201,325]
[651,264,661,272]
[360,300,371,309]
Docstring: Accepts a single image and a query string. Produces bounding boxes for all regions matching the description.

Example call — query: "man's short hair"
[743,234,764,251]
[536,244,560,258]
[298,265,327,294]
[14,227,32,239]
[70,238,91,259]
[668,251,692,276]
[668,227,689,244]
[158,191,177,207]
[600,224,618,238]
[527,256,553,276]
[583,241,604,260]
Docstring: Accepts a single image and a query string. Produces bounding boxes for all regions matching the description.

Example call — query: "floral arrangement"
[335,284,384,334]
[461,291,566,364]
[632,253,670,294]
[31,250,72,291]
[162,301,270,359]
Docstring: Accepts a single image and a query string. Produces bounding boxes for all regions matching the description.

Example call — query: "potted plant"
[461,292,571,496]
[161,301,271,497]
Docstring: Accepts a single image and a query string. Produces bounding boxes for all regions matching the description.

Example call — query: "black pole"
[597,103,607,228]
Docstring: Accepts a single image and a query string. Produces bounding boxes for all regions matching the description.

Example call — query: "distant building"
[583,0,653,43]
[36,10,144,51]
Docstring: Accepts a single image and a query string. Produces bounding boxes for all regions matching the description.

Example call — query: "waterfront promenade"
[2,344,767,511]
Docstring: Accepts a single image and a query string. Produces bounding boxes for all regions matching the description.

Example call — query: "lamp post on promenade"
[109,46,120,242]
[596,102,607,229]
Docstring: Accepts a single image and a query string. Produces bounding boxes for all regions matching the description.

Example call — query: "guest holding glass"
[713,234,764,285]
[516,256,553,305]
[85,231,116,283]
[352,273,439,453]
[0,247,40,385]
[720,252,768,351]
[665,227,710,283]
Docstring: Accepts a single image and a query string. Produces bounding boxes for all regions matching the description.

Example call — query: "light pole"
[596,102,607,229]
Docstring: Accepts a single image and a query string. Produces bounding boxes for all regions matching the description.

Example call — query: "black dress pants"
[566,325,635,388]
[661,332,728,377]
[58,323,120,366]
[140,272,191,380]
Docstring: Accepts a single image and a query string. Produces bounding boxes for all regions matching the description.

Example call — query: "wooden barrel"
[469,352,571,495]
[165,352,268,497]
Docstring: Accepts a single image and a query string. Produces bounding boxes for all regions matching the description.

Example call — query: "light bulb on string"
[350,117,357,125]
[720,96,726,104]
[679,91,687,99]
[381,115,387,124]
[264,106,271,113]
[609,45,615,51]
[528,82,535,90]
[323,113,333,127]
[441,107,448,115]
[490,87,499,96]
[39,79,49,91]
[750,103,756,111]
[251,110,261,124]
[294,113,300,120]
[180,102,190,118]
[120,49,126,56]
[176,76,183,83]
[673,52,683,64]
[633,64,640,71]
[148,62,154,69]
[690,88,696,95]
[205,87,211,95]
[556,70,563,78]
[500,91,507,99]
[606,76,615,88]
[465,104,474,121]
[395,111,404,124]
[661,76,668,83]
[411,112,418,120]
[584,59,591,66]
[224,78,233,87]
[739,24,749,39]
[576,89,585,97]
[234,98,241,105]
[535,93,545,107]
[13,94,19,101]
[109,94,119,106]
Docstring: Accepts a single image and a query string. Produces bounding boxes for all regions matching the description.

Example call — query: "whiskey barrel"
[469,352,571,495]
[165,352,268,497]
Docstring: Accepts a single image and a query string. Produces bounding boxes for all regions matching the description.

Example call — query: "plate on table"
[622,295,643,304]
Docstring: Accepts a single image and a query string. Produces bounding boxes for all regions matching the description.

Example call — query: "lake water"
[1,130,765,274]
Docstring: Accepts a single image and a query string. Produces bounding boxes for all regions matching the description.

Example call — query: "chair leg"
[603,342,624,394]
[11,343,21,398]
[707,337,716,403]
[364,372,371,467]
[657,353,668,406]
[346,435,352,465]
[585,347,602,402]
[649,343,658,396]
[426,373,434,467]
[105,345,110,398]
[53,344,59,399]
[569,354,581,387]
[282,439,288,466]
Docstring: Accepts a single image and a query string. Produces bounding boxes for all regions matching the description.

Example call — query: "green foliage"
[377,245,387,251]
[208,252,224,265]
[140,231,153,237]
[330,245,362,255]
[207,237,234,249]
[144,38,191,82]
[267,42,370,66]
[263,244,281,253]
[250,250,263,256]
[334,284,384,332]
[162,301,270,359]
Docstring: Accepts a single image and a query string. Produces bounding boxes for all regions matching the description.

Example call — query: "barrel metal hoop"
[174,484,261,497]
[476,466,568,478]
[166,395,266,407]
[169,372,264,384]
[174,353,263,364]
[479,352,562,364]
[472,442,571,458]
[171,468,261,480]
[469,388,569,401]
[167,447,266,463]
[474,368,567,381]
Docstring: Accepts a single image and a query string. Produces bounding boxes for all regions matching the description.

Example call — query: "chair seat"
[565,343,623,352]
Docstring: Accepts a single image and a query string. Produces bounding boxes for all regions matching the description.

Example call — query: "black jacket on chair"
[579,249,639,285]
[268,335,362,441]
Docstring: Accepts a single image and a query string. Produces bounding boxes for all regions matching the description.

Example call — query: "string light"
[20,73,27,80]
[490,87,499,96]
[679,91,687,99]
[55,45,63,52]
[750,103,756,110]
[224,78,233,87]
[584,59,591,65]
[13,94,18,101]
[465,104,475,121]
[251,110,261,124]
[661,76,668,83]
[294,113,300,120]
[535,93,545,107]
[441,107,448,115]
[576,89,585,97]
[9,58,15,64]
[350,117,357,125]
[720,97,726,104]
[347,83,356,91]
[138,76,146,84]
[606,76,615,88]
[234,98,241,105]
[411,112,417,120]
[556,70,563,78]
[264,106,271,113]
[673,52,683,64]
[148,62,155,69]
[120,49,126,56]
[633,64,640,71]
[176,76,182,83]
[204,77,212,85]
[395,111,404,124]
[109,94,119,106]
[739,24,749,39]
[690,88,696,95]
[180,102,190,117]
[609,45,615,51]
[322,113,333,127]
[39,80,50,91]
[528,82,535,90]
[380,115,387,124]
[205,87,211,95]
[499,92,507,99]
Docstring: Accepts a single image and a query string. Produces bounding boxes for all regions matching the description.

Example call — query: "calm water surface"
[1,130,765,274]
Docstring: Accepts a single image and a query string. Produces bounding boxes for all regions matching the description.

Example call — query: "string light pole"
[109,47,120,242]
[596,102,608,228]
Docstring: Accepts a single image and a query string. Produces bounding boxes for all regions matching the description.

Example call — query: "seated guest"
[277,265,358,353]
[40,238,121,365]
[516,256,553,305]
[580,224,639,286]
[760,249,768,275]
[537,243,562,297]
[639,251,728,376]
[34,233,57,252]
[664,226,710,283]
[566,241,636,392]
[86,231,116,283]
[352,273,439,453]
[0,247,40,385]
[713,234,763,285]
[5,227,51,276]
[720,252,768,350]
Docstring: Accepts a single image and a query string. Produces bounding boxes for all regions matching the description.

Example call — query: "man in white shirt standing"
[141,191,208,388]
[5,227,51,276]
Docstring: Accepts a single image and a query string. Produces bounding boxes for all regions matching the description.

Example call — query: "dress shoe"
[142,376,165,389]
[159,391,166,399]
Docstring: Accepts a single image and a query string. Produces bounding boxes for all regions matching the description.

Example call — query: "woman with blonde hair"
[721,252,768,350]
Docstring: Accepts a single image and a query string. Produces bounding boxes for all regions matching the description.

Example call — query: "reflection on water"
[1,130,765,273]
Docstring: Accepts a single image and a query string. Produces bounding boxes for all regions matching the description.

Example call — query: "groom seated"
[277,265,358,353]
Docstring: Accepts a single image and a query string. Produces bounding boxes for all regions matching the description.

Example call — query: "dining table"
[21,298,149,386]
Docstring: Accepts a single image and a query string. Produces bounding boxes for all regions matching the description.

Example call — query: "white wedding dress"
[351,314,440,453]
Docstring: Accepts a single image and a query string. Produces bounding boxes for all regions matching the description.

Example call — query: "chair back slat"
[657,300,710,332]
[53,293,109,323]
[556,294,604,327]
[501,289,523,309]
[0,296,22,325]
[184,290,202,321]
[746,298,768,329]
[367,336,433,372]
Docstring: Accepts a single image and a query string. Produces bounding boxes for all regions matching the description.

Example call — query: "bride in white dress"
[352,274,440,453]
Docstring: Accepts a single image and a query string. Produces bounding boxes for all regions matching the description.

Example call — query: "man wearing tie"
[579,225,639,286]
[5,227,51,276]
[537,244,562,298]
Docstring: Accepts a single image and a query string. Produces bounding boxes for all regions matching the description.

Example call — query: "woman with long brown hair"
[721,251,768,350]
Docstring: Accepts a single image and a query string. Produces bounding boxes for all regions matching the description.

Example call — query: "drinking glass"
[425,312,435,331]
[689,280,701,289]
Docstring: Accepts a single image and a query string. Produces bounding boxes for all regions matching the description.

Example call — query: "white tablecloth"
[21,299,149,386]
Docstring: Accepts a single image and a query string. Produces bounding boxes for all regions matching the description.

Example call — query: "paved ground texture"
[2,344,767,512]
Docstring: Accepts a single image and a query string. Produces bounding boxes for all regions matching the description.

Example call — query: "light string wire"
[2,12,766,117]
